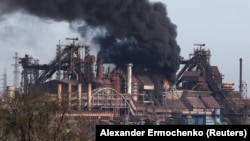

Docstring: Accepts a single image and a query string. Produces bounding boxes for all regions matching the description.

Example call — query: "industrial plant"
[2,38,249,125]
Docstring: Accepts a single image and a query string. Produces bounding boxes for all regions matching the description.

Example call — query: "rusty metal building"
[11,40,250,125]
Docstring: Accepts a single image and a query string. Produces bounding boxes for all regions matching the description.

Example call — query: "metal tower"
[12,52,20,89]
[1,69,7,95]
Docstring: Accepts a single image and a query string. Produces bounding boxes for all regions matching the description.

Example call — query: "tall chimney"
[239,58,243,93]
[127,63,133,95]
[97,58,104,79]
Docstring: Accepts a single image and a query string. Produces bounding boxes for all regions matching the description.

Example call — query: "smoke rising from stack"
[0,0,180,89]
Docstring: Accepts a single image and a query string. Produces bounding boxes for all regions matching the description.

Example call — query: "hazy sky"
[0,0,249,97]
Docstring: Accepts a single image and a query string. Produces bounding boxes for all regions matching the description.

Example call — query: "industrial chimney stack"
[127,63,133,95]
[239,58,243,93]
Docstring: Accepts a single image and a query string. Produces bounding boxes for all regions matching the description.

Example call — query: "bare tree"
[0,91,95,141]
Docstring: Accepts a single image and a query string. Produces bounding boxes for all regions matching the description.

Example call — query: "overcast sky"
[0,0,249,97]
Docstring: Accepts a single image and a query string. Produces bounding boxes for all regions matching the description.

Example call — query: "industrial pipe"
[68,83,72,108]
[57,83,62,107]
[127,63,133,95]
[77,83,82,110]
[88,83,92,111]
[132,77,138,101]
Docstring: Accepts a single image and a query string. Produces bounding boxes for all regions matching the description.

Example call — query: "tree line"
[0,91,96,141]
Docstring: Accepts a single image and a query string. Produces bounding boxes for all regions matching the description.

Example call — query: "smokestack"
[239,58,243,93]
[77,83,82,110]
[97,58,104,79]
[127,63,133,95]
[132,77,138,101]
[87,83,92,111]
[57,83,62,107]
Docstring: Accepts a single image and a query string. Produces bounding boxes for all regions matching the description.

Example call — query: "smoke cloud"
[0,0,180,88]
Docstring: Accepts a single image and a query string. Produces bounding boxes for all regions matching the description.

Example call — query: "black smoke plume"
[0,0,180,90]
